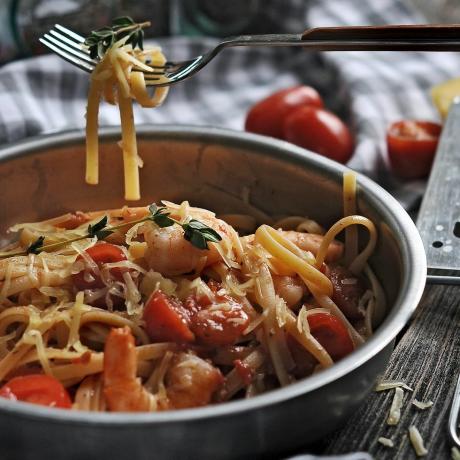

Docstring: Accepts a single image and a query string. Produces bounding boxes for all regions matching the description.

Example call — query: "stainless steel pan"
[0,126,426,460]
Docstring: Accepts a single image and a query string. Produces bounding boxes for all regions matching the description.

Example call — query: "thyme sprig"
[0,204,222,259]
[84,16,151,60]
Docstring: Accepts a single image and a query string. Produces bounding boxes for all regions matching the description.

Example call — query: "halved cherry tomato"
[72,243,127,290]
[185,281,250,346]
[56,211,90,230]
[308,312,354,361]
[190,300,249,346]
[0,374,72,409]
[143,290,195,343]
[245,86,323,139]
[283,106,354,164]
[387,120,442,180]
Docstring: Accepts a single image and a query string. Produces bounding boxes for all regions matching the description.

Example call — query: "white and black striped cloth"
[0,0,459,211]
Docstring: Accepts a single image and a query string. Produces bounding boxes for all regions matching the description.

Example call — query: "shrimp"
[272,275,308,308]
[142,214,232,277]
[164,351,224,409]
[103,326,154,412]
[281,231,343,262]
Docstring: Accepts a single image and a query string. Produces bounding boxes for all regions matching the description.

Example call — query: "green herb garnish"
[26,236,45,255]
[84,16,150,60]
[148,204,175,228]
[148,204,222,249]
[87,216,114,240]
[0,204,222,258]
[183,219,222,250]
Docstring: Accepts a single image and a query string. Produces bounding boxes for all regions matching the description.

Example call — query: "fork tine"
[45,33,96,65]
[55,23,168,70]
[49,29,94,57]
[39,37,94,73]
[54,24,86,43]
[45,23,170,76]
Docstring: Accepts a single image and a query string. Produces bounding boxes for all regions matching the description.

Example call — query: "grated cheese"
[408,425,428,457]
[297,305,310,335]
[66,291,91,352]
[387,387,404,425]
[378,437,394,448]
[23,329,53,377]
[412,399,433,410]
[122,271,142,316]
[375,380,414,392]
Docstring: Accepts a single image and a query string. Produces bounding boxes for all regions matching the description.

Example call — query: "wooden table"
[310,282,460,458]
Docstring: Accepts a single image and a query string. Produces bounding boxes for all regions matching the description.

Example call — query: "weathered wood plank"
[322,283,460,459]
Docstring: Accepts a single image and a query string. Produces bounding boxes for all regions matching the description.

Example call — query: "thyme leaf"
[148,204,175,228]
[84,16,150,60]
[87,216,114,240]
[26,236,45,255]
[183,219,222,250]
[148,204,222,249]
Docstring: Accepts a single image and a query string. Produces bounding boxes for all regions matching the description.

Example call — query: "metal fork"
[40,24,460,87]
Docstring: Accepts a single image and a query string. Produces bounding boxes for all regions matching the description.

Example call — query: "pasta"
[86,31,169,200]
[0,173,385,412]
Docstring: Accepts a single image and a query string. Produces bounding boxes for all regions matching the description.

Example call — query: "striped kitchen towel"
[0,0,458,211]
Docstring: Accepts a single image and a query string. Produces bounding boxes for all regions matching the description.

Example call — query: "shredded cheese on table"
[377,437,394,448]
[375,379,414,392]
[412,399,434,410]
[452,447,460,460]
[408,425,428,457]
[387,387,404,426]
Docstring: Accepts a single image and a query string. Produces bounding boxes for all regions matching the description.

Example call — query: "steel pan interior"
[0,126,426,460]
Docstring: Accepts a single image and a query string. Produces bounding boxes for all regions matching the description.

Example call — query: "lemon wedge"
[431,77,460,119]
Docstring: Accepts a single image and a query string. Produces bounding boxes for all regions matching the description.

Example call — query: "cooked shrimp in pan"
[0,177,383,412]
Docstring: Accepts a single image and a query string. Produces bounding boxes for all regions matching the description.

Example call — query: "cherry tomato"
[387,120,442,180]
[56,211,90,230]
[143,290,195,343]
[0,375,72,409]
[185,281,249,346]
[308,312,354,361]
[190,300,249,346]
[245,86,323,139]
[233,359,253,385]
[72,243,127,290]
[283,106,354,164]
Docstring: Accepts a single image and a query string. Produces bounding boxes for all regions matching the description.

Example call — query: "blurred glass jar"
[8,0,117,58]
[0,0,170,63]
[170,0,262,36]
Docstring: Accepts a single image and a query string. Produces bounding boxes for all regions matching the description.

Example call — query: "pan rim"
[0,125,427,426]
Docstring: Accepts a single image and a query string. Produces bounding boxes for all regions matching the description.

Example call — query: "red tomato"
[233,359,253,385]
[283,106,354,164]
[0,375,72,409]
[308,312,354,361]
[190,300,249,346]
[143,290,195,343]
[72,243,127,290]
[185,282,250,346]
[245,86,323,139]
[387,120,442,180]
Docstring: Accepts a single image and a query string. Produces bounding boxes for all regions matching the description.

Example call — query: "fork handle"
[301,24,460,51]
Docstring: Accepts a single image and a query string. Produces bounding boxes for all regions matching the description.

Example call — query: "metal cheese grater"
[416,99,460,448]
[417,98,460,283]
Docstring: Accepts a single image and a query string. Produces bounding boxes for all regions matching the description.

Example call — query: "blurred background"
[1,0,460,213]
[1,0,460,64]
